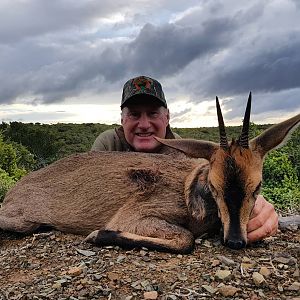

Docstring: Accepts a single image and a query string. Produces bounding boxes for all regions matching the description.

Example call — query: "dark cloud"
[122,18,236,76]
[0,0,129,44]
[202,38,300,97]
[224,89,300,119]
[0,17,237,104]
[0,0,299,122]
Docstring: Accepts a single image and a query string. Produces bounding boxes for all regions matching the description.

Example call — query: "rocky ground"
[0,228,299,300]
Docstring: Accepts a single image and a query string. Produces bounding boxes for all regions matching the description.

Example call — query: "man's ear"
[166,108,170,123]
[120,109,125,125]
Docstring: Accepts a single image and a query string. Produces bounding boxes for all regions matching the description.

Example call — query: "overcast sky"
[0,0,299,127]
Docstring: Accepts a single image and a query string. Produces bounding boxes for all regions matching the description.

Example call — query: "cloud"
[199,35,300,97]
[0,0,299,124]
[0,15,237,104]
[0,0,130,44]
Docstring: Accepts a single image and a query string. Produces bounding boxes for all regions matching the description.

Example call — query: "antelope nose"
[225,239,246,250]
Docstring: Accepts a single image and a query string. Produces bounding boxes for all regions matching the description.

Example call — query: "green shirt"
[91,125,181,154]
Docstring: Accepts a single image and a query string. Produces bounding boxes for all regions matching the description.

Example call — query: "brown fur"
[0,152,219,253]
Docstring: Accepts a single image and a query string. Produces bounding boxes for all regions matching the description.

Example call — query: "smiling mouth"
[136,133,153,137]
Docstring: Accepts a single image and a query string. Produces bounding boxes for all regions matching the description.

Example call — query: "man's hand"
[247,195,278,243]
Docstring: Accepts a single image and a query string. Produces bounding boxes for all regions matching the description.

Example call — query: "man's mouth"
[136,133,153,137]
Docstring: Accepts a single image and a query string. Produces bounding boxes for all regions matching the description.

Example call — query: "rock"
[141,279,152,289]
[107,272,120,281]
[167,295,178,300]
[177,273,188,281]
[252,272,266,286]
[217,255,236,266]
[241,262,255,270]
[287,282,300,291]
[140,250,148,256]
[116,255,126,263]
[215,270,231,281]
[67,266,83,276]
[131,280,142,290]
[279,215,300,231]
[218,285,239,297]
[203,240,213,248]
[259,266,271,277]
[293,268,300,278]
[202,284,217,294]
[242,256,251,263]
[273,256,295,265]
[194,238,202,245]
[211,259,221,267]
[143,291,158,299]
[76,248,96,257]
[52,282,62,289]
[258,290,266,297]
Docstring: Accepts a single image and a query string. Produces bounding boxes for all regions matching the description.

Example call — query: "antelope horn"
[216,96,229,149]
[238,92,252,148]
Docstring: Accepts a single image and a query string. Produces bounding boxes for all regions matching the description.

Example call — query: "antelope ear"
[250,113,300,157]
[155,137,219,160]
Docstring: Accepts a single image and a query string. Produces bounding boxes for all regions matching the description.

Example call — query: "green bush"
[262,149,300,212]
[0,133,30,201]
[0,168,16,202]
[0,137,27,180]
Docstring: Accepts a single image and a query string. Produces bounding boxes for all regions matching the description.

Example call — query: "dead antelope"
[0,94,299,253]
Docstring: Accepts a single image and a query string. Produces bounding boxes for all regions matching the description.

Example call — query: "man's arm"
[247,195,278,242]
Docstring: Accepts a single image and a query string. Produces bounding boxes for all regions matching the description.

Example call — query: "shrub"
[0,168,16,202]
[0,133,30,201]
[262,149,300,212]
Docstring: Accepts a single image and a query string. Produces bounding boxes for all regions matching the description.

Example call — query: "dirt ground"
[0,229,299,300]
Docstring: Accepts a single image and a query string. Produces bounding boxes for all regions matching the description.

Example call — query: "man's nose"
[138,113,151,128]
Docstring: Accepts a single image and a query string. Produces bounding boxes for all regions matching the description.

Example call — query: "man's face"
[121,102,170,152]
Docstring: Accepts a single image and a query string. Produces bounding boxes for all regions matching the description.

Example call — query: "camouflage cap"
[121,76,167,108]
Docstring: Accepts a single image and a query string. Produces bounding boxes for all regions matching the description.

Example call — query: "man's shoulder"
[91,128,119,151]
[91,127,131,151]
[98,128,118,138]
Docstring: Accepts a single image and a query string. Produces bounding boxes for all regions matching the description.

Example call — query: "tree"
[2,122,62,168]
[0,131,38,201]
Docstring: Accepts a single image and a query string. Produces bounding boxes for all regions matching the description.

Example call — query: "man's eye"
[149,111,159,118]
[128,112,140,119]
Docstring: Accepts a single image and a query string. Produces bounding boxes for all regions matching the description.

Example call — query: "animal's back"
[1,151,201,234]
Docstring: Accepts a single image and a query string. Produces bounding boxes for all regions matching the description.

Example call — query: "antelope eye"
[253,182,262,198]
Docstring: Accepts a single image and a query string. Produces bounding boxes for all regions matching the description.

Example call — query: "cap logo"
[133,77,153,93]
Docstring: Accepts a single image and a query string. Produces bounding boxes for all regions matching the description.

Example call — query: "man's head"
[121,76,170,152]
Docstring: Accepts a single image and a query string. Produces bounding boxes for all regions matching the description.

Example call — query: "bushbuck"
[0,94,299,253]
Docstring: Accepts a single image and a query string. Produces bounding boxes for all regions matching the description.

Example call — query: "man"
[91,75,278,243]
[91,76,180,153]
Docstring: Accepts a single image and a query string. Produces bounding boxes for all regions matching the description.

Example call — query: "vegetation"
[0,132,35,201]
[0,121,299,212]
[261,130,300,212]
